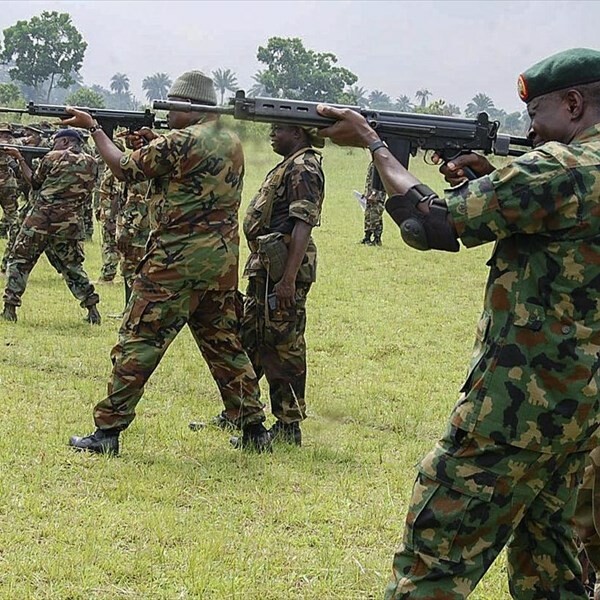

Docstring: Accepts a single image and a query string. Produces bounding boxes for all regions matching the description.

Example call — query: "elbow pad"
[385,184,459,252]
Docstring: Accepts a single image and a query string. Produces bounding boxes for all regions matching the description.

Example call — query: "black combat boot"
[230,422,272,453]
[0,303,17,322]
[373,232,382,246]
[360,232,372,244]
[269,420,302,446]
[69,428,120,455]
[209,410,242,431]
[85,305,102,325]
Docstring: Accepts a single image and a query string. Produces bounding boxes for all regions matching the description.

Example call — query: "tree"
[1,11,87,102]
[344,85,368,107]
[256,37,357,102]
[247,71,267,97]
[142,72,172,101]
[368,90,393,110]
[0,82,24,106]
[65,87,105,108]
[212,68,238,105]
[110,73,130,94]
[415,88,432,108]
[395,95,413,112]
[465,93,495,117]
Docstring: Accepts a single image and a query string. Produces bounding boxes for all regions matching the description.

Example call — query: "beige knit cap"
[168,71,217,105]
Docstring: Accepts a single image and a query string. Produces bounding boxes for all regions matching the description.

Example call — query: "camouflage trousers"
[0,187,19,271]
[82,197,94,240]
[364,194,385,236]
[99,212,119,281]
[385,426,588,600]
[3,226,99,309]
[240,275,310,424]
[93,278,265,431]
[574,447,600,579]
[119,242,146,289]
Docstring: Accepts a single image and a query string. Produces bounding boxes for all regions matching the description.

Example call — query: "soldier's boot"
[85,305,102,325]
[230,422,272,453]
[360,232,372,244]
[269,420,302,446]
[0,303,17,322]
[209,410,242,431]
[373,232,382,246]
[69,428,120,455]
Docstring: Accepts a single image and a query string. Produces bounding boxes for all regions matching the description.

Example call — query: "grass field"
[0,134,510,599]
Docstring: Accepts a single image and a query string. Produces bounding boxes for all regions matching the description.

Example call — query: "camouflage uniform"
[241,147,324,424]
[2,147,100,310]
[117,179,150,289]
[362,161,385,245]
[386,125,600,599]
[92,117,265,432]
[96,167,123,282]
[0,153,20,272]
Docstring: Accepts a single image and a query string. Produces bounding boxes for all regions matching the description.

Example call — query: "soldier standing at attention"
[360,160,386,246]
[64,71,270,455]
[0,129,100,324]
[218,124,324,447]
[318,48,600,599]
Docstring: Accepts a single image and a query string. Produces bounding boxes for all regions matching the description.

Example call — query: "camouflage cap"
[168,71,217,105]
[0,122,13,135]
[301,126,325,149]
[24,125,44,135]
[518,48,600,103]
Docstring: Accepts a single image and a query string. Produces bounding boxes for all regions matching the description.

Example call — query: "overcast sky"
[0,1,598,113]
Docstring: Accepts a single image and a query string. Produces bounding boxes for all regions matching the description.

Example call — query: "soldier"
[0,128,100,324]
[95,166,123,284]
[63,70,270,455]
[218,124,324,447]
[0,124,20,273]
[318,48,600,599]
[360,160,386,246]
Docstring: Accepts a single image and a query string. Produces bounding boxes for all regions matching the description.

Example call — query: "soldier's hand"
[316,104,378,148]
[1,147,23,161]
[273,278,296,310]
[132,128,158,148]
[432,152,495,186]
[62,107,96,129]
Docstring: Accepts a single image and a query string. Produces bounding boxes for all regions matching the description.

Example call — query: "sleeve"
[287,155,325,227]
[119,128,193,183]
[31,152,56,190]
[445,148,580,248]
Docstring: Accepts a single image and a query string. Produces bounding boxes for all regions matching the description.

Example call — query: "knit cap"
[168,71,217,105]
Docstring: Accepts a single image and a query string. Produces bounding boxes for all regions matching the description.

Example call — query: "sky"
[0,0,598,114]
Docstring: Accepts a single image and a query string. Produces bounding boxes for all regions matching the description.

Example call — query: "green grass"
[0,138,510,598]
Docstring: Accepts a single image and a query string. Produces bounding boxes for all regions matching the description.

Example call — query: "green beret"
[518,48,600,103]
[168,71,217,105]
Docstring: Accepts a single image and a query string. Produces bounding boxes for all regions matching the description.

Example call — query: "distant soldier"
[0,128,101,324]
[95,167,123,283]
[361,160,386,246]
[0,123,20,273]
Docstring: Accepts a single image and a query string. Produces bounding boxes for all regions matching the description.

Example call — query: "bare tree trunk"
[46,73,55,102]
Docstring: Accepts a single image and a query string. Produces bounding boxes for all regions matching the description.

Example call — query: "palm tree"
[347,85,368,107]
[142,72,172,102]
[415,88,432,108]
[368,90,392,110]
[212,68,238,105]
[395,95,413,112]
[465,93,495,117]
[110,73,130,95]
[248,71,267,97]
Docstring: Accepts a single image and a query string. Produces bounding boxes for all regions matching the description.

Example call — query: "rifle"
[154,91,532,185]
[0,103,161,139]
[0,143,50,168]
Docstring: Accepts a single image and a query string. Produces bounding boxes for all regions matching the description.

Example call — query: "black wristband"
[368,139,387,156]
[89,123,102,134]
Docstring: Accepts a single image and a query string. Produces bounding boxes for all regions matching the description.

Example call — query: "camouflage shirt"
[243,148,324,283]
[445,123,600,454]
[0,153,18,189]
[117,180,150,248]
[25,148,98,238]
[119,117,244,291]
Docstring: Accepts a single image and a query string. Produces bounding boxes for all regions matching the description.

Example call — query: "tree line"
[0,11,529,136]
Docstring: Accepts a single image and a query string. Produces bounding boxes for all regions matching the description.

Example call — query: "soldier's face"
[527,92,572,147]
[269,125,297,156]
